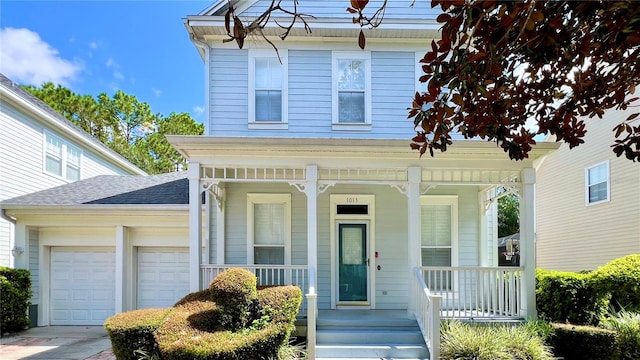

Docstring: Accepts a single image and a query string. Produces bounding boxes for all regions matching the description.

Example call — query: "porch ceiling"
[167,136,560,170]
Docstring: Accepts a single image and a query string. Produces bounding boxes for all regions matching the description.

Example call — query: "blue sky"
[1,1,212,122]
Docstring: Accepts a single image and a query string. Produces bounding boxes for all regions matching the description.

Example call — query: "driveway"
[0,326,115,360]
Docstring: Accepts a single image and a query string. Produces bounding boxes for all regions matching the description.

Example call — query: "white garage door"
[137,247,189,309]
[50,247,115,325]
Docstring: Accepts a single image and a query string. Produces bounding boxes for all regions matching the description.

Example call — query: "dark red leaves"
[409,0,640,162]
[358,29,366,49]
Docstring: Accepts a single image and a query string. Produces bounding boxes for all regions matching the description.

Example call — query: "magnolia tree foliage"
[223,0,640,161]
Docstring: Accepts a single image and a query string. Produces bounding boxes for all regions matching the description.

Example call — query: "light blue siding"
[221,183,307,265]
[209,48,249,136]
[208,49,418,139]
[239,0,439,19]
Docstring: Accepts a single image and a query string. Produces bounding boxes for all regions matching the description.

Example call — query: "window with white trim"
[248,50,288,129]
[420,196,458,291]
[332,51,371,129]
[247,194,291,265]
[44,132,82,181]
[586,161,610,205]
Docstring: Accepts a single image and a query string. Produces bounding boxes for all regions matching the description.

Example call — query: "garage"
[137,247,189,309]
[50,247,116,325]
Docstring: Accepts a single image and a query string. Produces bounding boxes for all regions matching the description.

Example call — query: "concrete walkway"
[0,326,115,360]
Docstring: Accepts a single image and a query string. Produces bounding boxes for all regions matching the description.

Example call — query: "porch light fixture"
[11,246,24,256]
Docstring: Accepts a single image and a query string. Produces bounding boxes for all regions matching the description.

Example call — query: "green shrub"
[104,308,171,360]
[592,255,640,312]
[440,320,554,360]
[536,269,609,325]
[174,289,213,307]
[155,300,291,360]
[257,285,302,324]
[0,267,32,335]
[601,311,640,360]
[551,323,619,360]
[210,268,258,331]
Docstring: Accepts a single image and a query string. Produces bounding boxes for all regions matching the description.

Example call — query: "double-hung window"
[420,195,458,291]
[44,132,82,181]
[247,194,291,266]
[585,161,610,205]
[332,51,371,130]
[248,49,288,129]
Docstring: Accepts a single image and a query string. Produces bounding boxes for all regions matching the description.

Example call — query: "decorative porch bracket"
[482,184,521,213]
[202,182,225,211]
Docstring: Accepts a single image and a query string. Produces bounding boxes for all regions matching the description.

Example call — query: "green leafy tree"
[222,0,640,162]
[498,194,519,237]
[147,112,205,173]
[23,84,202,174]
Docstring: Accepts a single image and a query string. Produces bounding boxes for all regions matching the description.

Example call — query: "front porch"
[167,136,558,359]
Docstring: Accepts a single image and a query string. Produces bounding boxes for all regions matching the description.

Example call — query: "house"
[0,73,146,269]
[170,1,558,358]
[1,1,561,358]
[536,106,640,272]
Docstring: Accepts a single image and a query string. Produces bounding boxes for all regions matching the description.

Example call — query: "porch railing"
[200,264,309,315]
[414,267,441,360]
[420,266,524,319]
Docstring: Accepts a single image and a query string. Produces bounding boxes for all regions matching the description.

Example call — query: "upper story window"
[247,193,291,266]
[332,51,371,130]
[44,132,82,182]
[248,49,288,130]
[585,160,610,205]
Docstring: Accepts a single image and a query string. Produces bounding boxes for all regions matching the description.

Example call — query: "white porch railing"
[200,264,309,315]
[414,267,441,360]
[420,266,524,319]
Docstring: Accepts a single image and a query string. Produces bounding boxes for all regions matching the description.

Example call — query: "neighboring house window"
[420,196,458,291]
[247,194,291,265]
[44,132,82,181]
[332,51,371,130]
[585,161,610,205]
[248,49,288,130]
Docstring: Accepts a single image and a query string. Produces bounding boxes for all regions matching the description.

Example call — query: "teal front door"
[338,223,368,302]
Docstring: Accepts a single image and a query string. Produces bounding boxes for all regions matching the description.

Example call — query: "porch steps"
[315,310,429,360]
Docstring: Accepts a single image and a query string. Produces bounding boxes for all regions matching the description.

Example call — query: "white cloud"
[152,87,162,97]
[113,70,125,80]
[89,41,97,50]
[106,57,117,68]
[193,105,205,116]
[0,27,82,86]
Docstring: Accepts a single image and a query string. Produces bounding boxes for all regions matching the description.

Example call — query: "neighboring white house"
[0,73,146,268]
[536,105,640,272]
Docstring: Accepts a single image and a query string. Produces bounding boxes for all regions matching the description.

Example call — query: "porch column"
[13,223,27,269]
[478,191,489,267]
[305,165,318,282]
[407,166,422,319]
[520,167,537,319]
[216,184,226,265]
[189,162,202,292]
[115,225,127,313]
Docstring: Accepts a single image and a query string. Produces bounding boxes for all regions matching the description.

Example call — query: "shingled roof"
[0,172,188,207]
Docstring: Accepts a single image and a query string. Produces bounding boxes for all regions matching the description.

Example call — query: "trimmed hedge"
[105,268,303,360]
[210,267,258,331]
[155,300,290,360]
[536,269,609,325]
[550,323,619,360]
[104,307,171,360]
[592,255,640,312]
[0,267,32,335]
